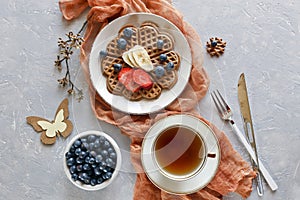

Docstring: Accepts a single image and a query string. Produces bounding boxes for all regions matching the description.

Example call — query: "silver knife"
[238,73,264,196]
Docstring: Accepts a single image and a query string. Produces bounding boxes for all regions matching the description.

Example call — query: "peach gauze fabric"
[59,0,256,199]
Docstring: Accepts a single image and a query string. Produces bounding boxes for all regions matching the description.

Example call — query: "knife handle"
[244,122,264,196]
[230,122,278,191]
[256,172,264,196]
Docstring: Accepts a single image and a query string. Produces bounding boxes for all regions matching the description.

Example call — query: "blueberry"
[65,152,73,159]
[106,158,115,167]
[94,167,102,176]
[159,54,167,62]
[89,143,95,150]
[85,156,90,163]
[101,150,108,158]
[84,177,91,184]
[78,172,84,181]
[113,63,122,72]
[155,66,165,78]
[89,151,97,157]
[109,152,116,159]
[94,139,101,148]
[79,151,87,159]
[102,173,108,180]
[102,172,112,180]
[99,165,105,172]
[123,27,133,38]
[103,140,110,149]
[69,145,75,153]
[99,50,107,59]
[86,170,93,176]
[76,164,83,172]
[69,165,77,174]
[66,158,75,166]
[71,173,79,181]
[76,157,84,164]
[91,163,97,168]
[106,166,114,173]
[98,161,106,167]
[107,147,115,154]
[88,157,95,165]
[82,172,88,179]
[81,142,89,150]
[117,38,127,50]
[157,39,164,49]
[97,177,104,184]
[99,136,106,143]
[102,166,108,173]
[94,138,100,145]
[75,148,81,156]
[73,139,82,148]
[106,172,112,179]
[166,62,174,71]
[90,178,97,186]
[95,155,103,163]
[81,138,87,143]
[88,135,96,143]
[71,143,77,149]
[106,158,114,165]
[211,40,218,47]
[83,163,91,171]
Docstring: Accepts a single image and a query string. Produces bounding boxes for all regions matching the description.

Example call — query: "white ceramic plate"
[141,114,220,194]
[89,13,192,115]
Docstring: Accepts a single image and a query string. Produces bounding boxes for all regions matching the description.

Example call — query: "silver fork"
[211,90,278,192]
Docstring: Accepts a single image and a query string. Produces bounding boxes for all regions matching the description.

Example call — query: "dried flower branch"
[55,20,88,102]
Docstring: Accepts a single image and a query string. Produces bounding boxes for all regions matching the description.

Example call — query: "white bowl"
[63,130,122,191]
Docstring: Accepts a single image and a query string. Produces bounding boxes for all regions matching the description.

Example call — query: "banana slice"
[122,45,141,68]
[128,51,140,67]
[122,45,153,71]
[132,46,153,72]
[122,52,136,68]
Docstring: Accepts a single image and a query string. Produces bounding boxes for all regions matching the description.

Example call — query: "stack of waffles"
[101,22,181,101]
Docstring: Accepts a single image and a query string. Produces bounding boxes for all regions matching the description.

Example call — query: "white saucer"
[141,114,220,194]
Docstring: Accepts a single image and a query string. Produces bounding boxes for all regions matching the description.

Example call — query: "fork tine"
[216,89,231,112]
[213,90,227,112]
[211,91,224,115]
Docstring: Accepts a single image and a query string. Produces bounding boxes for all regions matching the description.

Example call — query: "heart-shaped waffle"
[107,71,125,95]
[140,83,162,99]
[100,22,181,101]
[102,56,124,76]
[122,89,143,101]
[138,22,174,58]
[106,25,139,58]
[150,51,181,70]
[150,69,178,89]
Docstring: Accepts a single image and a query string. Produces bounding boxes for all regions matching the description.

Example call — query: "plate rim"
[141,114,221,194]
[89,13,192,115]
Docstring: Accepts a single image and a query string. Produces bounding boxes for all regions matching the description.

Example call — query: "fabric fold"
[59,0,256,199]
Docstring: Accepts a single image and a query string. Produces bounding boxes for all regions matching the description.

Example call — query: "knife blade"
[238,73,264,196]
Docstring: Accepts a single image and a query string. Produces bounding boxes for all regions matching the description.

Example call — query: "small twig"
[78,20,88,34]
[55,19,89,102]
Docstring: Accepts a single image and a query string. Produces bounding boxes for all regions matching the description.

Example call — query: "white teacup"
[153,125,207,181]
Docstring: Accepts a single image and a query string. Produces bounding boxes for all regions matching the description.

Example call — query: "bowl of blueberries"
[63,130,122,191]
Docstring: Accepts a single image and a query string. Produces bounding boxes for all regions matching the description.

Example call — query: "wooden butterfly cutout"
[26,98,73,145]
